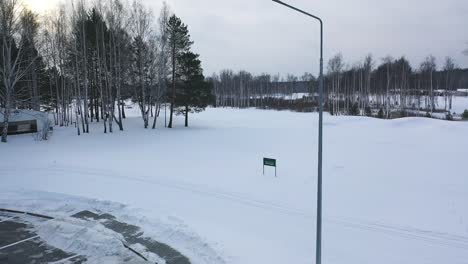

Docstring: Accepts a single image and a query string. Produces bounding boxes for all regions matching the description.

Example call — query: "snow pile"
[0,109,51,140]
[0,189,225,264]
[0,109,48,127]
[34,217,137,263]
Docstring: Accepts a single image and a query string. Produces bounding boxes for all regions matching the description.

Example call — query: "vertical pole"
[270,3,324,263]
[316,21,324,264]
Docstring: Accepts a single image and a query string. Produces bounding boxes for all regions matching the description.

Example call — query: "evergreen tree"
[365,106,372,117]
[349,102,359,116]
[462,110,468,120]
[19,9,41,111]
[166,15,192,128]
[446,112,453,121]
[175,51,213,127]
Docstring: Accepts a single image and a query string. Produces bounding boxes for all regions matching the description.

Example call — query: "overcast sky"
[144,0,468,76]
[34,0,468,76]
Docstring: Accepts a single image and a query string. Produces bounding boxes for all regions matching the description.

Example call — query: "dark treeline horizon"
[211,53,468,82]
[212,53,468,118]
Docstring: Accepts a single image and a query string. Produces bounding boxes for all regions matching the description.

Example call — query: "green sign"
[263,158,277,177]
[263,158,276,167]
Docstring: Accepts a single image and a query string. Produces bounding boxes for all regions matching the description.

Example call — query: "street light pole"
[271,1,324,264]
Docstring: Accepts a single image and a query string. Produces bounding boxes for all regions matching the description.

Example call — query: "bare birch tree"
[152,1,170,129]
[1,0,38,142]
[130,0,153,128]
[443,57,455,111]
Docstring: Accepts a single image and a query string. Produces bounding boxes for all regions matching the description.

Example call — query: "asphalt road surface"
[0,210,190,264]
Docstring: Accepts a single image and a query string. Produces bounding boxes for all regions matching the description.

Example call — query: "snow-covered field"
[416,95,468,115]
[449,96,468,114]
[1,107,468,264]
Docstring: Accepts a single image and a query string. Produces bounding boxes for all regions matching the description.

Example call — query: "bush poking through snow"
[328,102,334,116]
[377,108,384,119]
[365,106,372,117]
[462,110,468,120]
[349,103,360,116]
[446,112,453,121]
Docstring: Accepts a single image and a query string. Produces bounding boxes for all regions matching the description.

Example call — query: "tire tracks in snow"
[4,165,468,251]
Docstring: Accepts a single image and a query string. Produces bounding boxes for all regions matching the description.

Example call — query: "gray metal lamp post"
[271,1,324,264]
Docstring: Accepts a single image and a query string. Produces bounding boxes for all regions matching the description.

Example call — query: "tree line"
[0,0,213,143]
[213,54,468,118]
[2,0,467,144]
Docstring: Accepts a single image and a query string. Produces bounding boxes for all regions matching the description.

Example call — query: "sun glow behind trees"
[24,0,61,14]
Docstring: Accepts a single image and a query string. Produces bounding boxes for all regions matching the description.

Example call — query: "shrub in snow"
[377,108,384,119]
[349,103,359,116]
[425,112,432,118]
[328,102,334,116]
[462,110,468,120]
[365,106,372,117]
[446,112,453,121]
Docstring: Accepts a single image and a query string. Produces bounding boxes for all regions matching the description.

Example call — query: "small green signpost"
[263,158,277,177]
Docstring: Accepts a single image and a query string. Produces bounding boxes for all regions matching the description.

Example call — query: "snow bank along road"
[1,107,468,264]
[0,208,191,263]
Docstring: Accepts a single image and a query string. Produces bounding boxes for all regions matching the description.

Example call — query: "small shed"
[0,109,49,136]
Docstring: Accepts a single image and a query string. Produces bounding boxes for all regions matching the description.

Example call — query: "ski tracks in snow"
[3,165,468,252]
[328,217,468,251]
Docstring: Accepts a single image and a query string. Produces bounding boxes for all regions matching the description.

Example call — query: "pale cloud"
[146,0,468,75]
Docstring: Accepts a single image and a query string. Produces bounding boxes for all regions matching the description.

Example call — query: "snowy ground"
[419,95,468,115]
[449,96,468,114]
[1,107,468,264]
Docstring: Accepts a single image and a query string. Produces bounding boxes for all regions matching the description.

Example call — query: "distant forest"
[212,54,468,118]
[1,0,467,144]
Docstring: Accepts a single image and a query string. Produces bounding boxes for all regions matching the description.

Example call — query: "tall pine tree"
[166,15,192,128]
[175,51,213,127]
